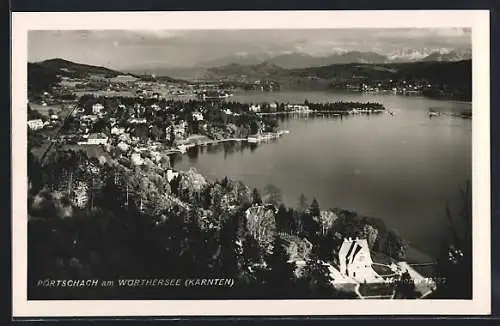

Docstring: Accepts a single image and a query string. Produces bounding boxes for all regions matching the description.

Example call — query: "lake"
[173,91,472,260]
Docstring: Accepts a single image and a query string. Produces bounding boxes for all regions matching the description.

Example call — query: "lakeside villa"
[242,203,437,299]
[326,237,436,299]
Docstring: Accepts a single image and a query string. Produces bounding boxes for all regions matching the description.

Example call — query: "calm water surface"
[173,91,472,259]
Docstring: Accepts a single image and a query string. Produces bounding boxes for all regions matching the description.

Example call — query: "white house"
[249,104,261,113]
[287,104,310,112]
[338,237,384,284]
[128,118,147,124]
[117,141,130,152]
[166,169,179,182]
[131,153,144,166]
[27,119,44,130]
[87,133,108,145]
[223,108,233,115]
[192,111,204,121]
[111,126,125,135]
[92,103,105,114]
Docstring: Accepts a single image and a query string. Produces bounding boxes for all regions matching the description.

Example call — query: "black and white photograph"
[12,10,490,316]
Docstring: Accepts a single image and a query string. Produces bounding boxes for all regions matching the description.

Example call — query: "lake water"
[173,91,472,260]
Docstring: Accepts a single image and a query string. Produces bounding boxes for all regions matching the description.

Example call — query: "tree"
[249,120,260,135]
[358,224,379,249]
[169,125,175,146]
[150,125,164,141]
[91,119,107,133]
[298,193,308,211]
[264,237,295,297]
[435,180,472,299]
[296,254,333,298]
[310,198,320,217]
[394,271,419,299]
[275,204,289,233]
[383,230,408,260]
[252,188,262,205]
[263,184,283,207]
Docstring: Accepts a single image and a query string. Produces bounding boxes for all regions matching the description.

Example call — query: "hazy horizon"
[28,28,471,71]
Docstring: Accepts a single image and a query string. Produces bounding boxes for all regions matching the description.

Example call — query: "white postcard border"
[12,10,491,317]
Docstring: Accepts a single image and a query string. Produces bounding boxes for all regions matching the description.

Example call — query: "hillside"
[205,61,286,80]
[29,58,128,79]
[205,59,471,84]
[290,60,471,84]
[28,58,188,97]
[267,51,389,69]
[188,48,472,70]
[28,58,134,95]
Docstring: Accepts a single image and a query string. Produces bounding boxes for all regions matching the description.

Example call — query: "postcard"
[11,10,491,317]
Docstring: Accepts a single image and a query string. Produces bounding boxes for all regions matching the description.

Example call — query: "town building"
[128,118,147,124]
[117,141,130,152]
[111,126,126,135]
[245,204,277,253]
[249,104,261,113]
[27,119,44,130]
[338,237,384,284]
[192,111,204,121]
[166,121,187,139]
[81,115,99,123]
[92,103,105,115]
[131,153,144,166]
[287,104,310,112]
[166,169,179,183]
[87,133,109,145]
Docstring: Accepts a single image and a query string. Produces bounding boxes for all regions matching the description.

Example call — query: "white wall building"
[27,119,44,130]
[249,104,261,113]
[192,111,204,121]
[338,237,384,284]
[117,141,130,152]
[131,153,144,166]
[87,133,109,145]
[166,169,179,183]
[111,126,126,135]
[92,103,104,114]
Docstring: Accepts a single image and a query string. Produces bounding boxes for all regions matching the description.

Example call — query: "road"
[39,102,78,164]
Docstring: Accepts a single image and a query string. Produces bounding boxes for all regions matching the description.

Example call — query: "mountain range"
[125,48,471,79]
[202,59,471,88]
[195,48,471,68]
[28,57,472,102]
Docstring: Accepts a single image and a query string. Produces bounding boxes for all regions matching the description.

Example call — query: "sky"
[28,28,472,70]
